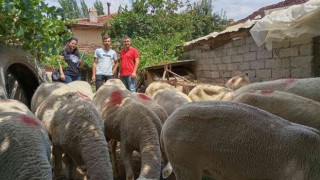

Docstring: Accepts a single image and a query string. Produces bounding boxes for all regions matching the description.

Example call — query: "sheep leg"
[62,153,75,179]
[120,142,134,180]
[110,139,120,180]
[52,145,63,180]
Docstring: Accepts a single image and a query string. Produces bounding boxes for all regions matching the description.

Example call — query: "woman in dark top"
[58,37,83,83]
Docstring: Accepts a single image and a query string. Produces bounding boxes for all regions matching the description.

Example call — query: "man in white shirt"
[92,36,118,91]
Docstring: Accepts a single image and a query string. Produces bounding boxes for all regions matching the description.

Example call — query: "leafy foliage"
[81,52,94,69]
[0,0,72,66]
[107,0,229,71]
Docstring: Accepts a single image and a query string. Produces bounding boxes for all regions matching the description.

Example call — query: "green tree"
[108,0,194,70]
[188,0,229,38]
[0,0,72,66]
[58,0,82,19]
[80,0,89,18]
[94,0,104,15]
[107,0,229,71]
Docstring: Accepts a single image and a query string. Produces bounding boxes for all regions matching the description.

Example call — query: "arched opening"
[5,64,41,108]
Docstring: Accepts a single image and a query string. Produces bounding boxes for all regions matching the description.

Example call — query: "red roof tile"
[236,0,309,24]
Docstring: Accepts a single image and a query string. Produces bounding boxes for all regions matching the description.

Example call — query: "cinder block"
[250,60,265,69]
[238,44,250,54]
[244,52,257,62]
[231,54,244,63]
[233,38,245,47]
[257,50,272,59]
[299,43,313,56]
[218,64,227,71]
[256,69,271,79]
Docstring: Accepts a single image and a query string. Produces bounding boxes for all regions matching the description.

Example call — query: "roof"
[71,13,117,27]
[183,21,255,49]
[236,0,309,23]
[183,0,311,49]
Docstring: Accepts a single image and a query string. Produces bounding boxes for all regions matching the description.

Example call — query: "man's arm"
[131,57,140,78]
[112,60,118,75]
[91,57,98,82]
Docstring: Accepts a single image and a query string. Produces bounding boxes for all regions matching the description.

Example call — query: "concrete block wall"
[182,36,314,83]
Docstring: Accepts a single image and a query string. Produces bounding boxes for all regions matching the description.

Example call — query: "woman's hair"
[65,37,80,57]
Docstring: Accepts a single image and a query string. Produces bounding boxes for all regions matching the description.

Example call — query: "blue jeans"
[64,75,81,83]
[120,76,136,92]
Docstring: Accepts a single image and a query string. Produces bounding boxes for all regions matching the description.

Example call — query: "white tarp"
[250,0,320,50]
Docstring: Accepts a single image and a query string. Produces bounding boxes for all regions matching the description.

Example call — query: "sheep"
[152,89,191,116]
[32,87,113,179]
[232,90,320,130]
[67,80,94,99]
[132,92,168,124]
[234,77,320,102]
[145,81,177,97]
[92,85,163,180]
[225,74,250,90]
[161,101,320,180]
[103,78,127,90]
[188,84,233,102]
[30,82,66,113]
[0,99,52,179]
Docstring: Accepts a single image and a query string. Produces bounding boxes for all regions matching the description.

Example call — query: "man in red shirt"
[119,36,140,92]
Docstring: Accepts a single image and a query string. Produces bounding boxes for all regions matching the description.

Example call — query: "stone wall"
[182,36,315,83]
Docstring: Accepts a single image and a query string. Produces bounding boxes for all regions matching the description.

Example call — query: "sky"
[45,0,284,21]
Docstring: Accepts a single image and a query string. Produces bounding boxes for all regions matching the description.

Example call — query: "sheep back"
[0,99,52,179]
[161,101,320,180]
[232,90,320,130]
[234,77,320,102]
[152,89,190,116]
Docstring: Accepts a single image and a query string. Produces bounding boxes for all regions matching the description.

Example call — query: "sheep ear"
[162,162,173,179]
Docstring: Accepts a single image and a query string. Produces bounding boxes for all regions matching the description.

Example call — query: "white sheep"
[152,89,191,116]
[32,87,113,179]
[30,82,66,113]
[232,90,320,130]
[161,101,320,180]
[132,92,168,124]
[188,84,233,102]
[103,78,127,90]
[145,81,177,97]
[225,74,250,90]
[93,85,163,180]
[234,77,320,102]
[0,99,52,179]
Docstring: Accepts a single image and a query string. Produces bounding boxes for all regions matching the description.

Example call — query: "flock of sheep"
[1,75,320,180]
